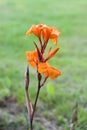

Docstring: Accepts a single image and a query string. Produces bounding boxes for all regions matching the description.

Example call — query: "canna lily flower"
[26,50,61,79]
[38,62,61,79]
[26,47,60,68]
[42,25,61,44]
[26,24,61,44]
[26,24,61,80]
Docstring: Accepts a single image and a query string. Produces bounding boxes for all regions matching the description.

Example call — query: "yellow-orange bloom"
[26,51,61,79]
[26,24,61,44]
[26,46,59,67]
[42,25,61,44]
[38,62,61,79]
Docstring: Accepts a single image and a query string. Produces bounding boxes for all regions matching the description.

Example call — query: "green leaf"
[47,83,54,95]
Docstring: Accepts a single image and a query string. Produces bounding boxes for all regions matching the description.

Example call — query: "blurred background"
[0,0,87,130]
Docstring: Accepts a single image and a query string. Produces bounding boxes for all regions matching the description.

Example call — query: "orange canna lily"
[42,25,61,44]
[26,23,61,80]
[26,50,61,79]
[38,62,61,79]
[26,24,61,44]
[26,46,60,68]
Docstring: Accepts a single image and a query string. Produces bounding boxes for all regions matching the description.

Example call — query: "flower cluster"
[26,24,61,80]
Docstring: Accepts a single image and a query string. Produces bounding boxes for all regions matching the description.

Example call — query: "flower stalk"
[25,24,62,129]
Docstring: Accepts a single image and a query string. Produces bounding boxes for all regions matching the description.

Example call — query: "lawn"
[0,0,87,130]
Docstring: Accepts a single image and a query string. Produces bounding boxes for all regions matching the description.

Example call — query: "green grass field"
[0,0,87,129]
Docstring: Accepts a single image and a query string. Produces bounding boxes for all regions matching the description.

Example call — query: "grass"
[0,0,87,129]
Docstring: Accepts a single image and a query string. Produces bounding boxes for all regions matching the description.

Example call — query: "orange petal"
[38,62,49,73]
[50,27,61,44]
[32,25,39,37]
[28,61,36,68]
[26,25,34,36]
[45,47,60,61]
[26,51,37,61]
[51,28,61,38]
[38,62,61,79]
[48,67,61,79]
[51,38,57,44]
[26,51,38,68]
[42,25,51,43]
[26,24,43,38]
